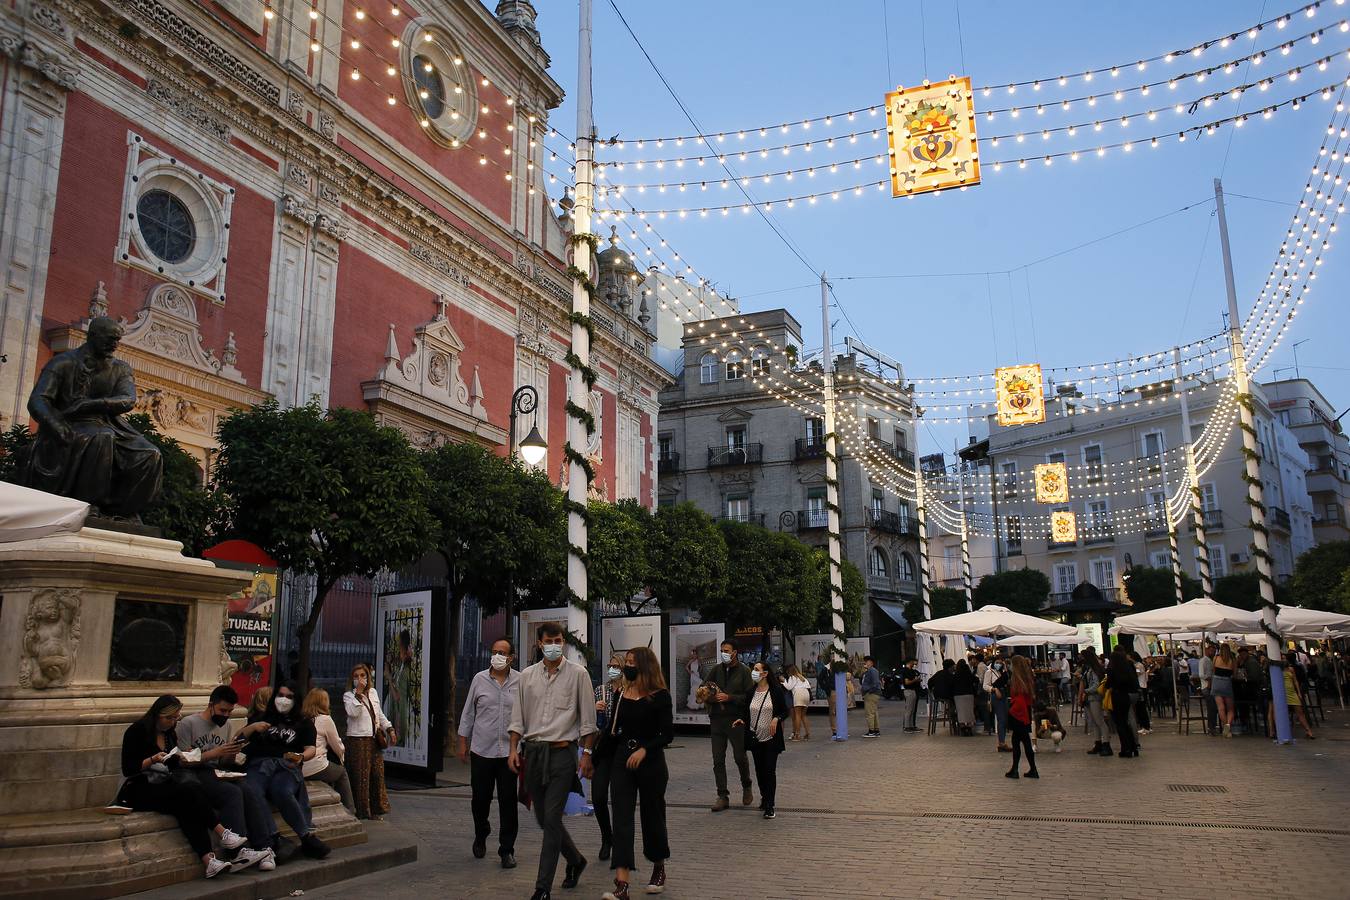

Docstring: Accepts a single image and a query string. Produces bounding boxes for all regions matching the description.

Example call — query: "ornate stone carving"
[317,111,336,140]
[145,78,230,141]
[136,387,212,433]
[120,283,246,383]
[367,298,488,425]
[20,588,81,690]
[286,163,312,191]
[516,303,556,360]
[409,242,472,288]
[30,4,69,39]
[286,89,305,120]
[88,281,109,320]
[1,38,80,92]
[317,182,341,205]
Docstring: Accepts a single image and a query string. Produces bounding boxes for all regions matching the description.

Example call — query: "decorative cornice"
[145,78,229,141]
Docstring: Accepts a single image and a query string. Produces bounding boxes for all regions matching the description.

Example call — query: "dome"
[596,226,638,278]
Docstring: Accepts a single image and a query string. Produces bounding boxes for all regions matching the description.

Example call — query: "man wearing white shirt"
[459,637,521,869]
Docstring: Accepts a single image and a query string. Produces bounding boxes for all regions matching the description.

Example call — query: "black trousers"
[608,748,669,870]
[469,753,518,856]
[1111,693,1138,753]
[124,776,220,858]
[1008,718,1035,774]
[591,751,614,844]
[748,742,780,810]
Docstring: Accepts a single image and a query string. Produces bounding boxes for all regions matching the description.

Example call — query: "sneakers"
[710,796,729,813]
[646,861,666,894]
[601,880,630,900]
[205,856,232,879]
[742,787,754,807]
[299,832,331,859]
[1138,728,1152,735]
[258,848,277,871]
[228,847,272,873]
[1223,724,1233,739]
[102,802,133,816]
[863,730,880,738]
[218,828,247,851]
[763,808,776,819]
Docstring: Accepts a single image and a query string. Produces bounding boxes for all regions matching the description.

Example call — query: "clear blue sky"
[534,1,1350,455]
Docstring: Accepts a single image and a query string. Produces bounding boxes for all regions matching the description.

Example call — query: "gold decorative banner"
[1050,510,1077,544]
[995,363,1046,426]
[885,76,981,197]
[1034,462,1069,504]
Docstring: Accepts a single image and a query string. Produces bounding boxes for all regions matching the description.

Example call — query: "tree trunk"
[439,551,461,756]
[296,575,337,694]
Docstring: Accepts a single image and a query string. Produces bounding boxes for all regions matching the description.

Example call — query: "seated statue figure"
[22,317,162,519]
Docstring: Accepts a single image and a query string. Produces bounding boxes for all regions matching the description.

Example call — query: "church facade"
[0,0,668,505]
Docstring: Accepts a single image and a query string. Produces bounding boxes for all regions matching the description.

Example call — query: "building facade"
[655,309,918,660]
[0,0,669,506]
[1261,378,1350,546]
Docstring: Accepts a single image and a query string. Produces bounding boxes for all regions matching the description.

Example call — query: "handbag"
[362,691,390,749]
[595,692,622,759]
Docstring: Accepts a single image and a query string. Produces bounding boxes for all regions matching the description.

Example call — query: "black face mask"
[211,714,229,727]
[622,665,639,682]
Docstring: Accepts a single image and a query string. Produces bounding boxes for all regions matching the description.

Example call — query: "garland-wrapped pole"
[820,273,848,742]
[1175,346,1213,601]
[958,450,973,612]
[1215,177,1291,744]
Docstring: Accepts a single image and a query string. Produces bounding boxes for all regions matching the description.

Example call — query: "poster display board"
[375,588,443,778]
[222,571,277,710]
[599,615,663,669]
[669,622,724,725]
[518,607,582,665]
[794,635,872,707]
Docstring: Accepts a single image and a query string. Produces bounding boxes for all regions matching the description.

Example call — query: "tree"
[1122,565,1203,612]
[971,568,1052,616]
[588,499,649,612]
[704,521,819,633]
[812,554,865,636]
[1289,540,1350,612]
[904,586,969,625]
[0,423,34,483]
[643,502,728,612]
[1212,571,1291,613]
[214,400,435,688]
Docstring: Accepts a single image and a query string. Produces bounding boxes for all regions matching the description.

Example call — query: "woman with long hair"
[738,662,790,819]
[601,647,674,900]
[1211,643,1238,738]
[593,652,625,863]
[343,662,393,820]
[1078,648,1111,757]
[1107,648,1140,758]
[247,686,272,722]
[118,695,248,879]
[952,659,979,736]
[1004,657,1039,779]
[301,688,354,812]
[782,663,811,741]
[1274,651,1317,739]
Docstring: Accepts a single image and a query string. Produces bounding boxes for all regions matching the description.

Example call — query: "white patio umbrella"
[1277,605,1350,636]
[913,604,1079,638]
[996,633,1093,647]
[1111,597,1261,635]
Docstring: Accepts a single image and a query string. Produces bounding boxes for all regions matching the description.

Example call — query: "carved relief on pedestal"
[20,588,82,689]
[120,283,246,383]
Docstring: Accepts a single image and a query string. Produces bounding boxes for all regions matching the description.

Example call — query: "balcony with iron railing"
[1082,523,1115,545]
[1046,532,1076,550]
[794,438,827,461]
[1044,586,1120,609]
[718,512,765,526]
[1006,538,1024,556]
[657,452,680,475]
[708,443,763,467]
[1189,508,1224,531]
[1270,505,1292,531]
[1144,515,1170,537]
[796,508,829,531]
[872,440,916,469]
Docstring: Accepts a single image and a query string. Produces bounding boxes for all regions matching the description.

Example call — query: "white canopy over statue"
[0,482,89,543]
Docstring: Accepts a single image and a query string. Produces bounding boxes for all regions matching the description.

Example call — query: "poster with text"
[669,622,724,725]
[600,615,662,670]
[375,589,432,768]
[222,571,277,710]
[518,607,578,665]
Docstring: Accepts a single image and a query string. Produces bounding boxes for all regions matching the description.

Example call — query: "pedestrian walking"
[984,657,1011,753]
[735,662,790,819]
[1210,643,1238,738]
[458,637,520,869]
[952,659,978,736]
[818,658,837,737]
[860,656,882,737]
[1272,652,1317,740]
[782,664,812,741]
[900,659,922,732]
[507,622,598,900]
[592,653,624,862]
[704,641,754,811]
[1107,648,1140,758]
[600,647,674,900]
[343,663,393,820]
[1200,643,1218,734]
[301,688,355,814]
[1079,648,1111,757]
[1130,652,1153,736]
[1004,656,1039,780]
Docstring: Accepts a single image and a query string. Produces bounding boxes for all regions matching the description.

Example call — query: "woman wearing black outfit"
[118,695,248,879]
[1106,648,1140,758]
[951,660,979,735]
[602,647,674,900]
[593,653,624,863]
[736,661,790,820]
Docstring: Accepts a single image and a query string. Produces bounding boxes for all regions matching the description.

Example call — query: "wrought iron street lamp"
[509,385,547,466]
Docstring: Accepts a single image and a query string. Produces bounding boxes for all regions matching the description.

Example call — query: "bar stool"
[1181,692,1210,735]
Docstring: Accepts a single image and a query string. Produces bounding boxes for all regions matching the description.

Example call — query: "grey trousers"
[524,743,583,893]
[1085,695,1109,744]
[903,690,919,728]
[710,721,751,798]
[306,759,355,813]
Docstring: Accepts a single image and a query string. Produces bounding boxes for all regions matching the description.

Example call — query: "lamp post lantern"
[508,384,547,467]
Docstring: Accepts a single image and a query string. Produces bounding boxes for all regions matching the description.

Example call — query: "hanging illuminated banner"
[1051,510,1078,544]
[995,363,1046,426]
[885,76,981,197]
[1034,462,1069,504]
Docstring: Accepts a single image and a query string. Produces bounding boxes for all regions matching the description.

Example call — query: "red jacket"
[1009,690,1033,725]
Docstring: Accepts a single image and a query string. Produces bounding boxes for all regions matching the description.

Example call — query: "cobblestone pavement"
[309,701,1350,899]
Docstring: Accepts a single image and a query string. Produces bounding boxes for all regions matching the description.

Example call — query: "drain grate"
[1167,783,1230,794]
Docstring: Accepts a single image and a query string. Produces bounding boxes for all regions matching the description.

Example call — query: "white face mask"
[274,696,294,714]
[719,652,732,665]
[490,654,510,671]
[607,666,622,681]
[751,670,764,683]
[541,643,564,661]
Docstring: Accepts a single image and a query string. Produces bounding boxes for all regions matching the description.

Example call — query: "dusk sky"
[535,1,1350,456]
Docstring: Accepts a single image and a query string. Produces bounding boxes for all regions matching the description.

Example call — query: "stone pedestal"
[0,527,366,896]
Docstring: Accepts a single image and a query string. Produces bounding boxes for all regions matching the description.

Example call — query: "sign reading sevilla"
[1051,510,1078,544]
[885,77,981,197]
[995,363,1046,426]
[1034,462,1069,504]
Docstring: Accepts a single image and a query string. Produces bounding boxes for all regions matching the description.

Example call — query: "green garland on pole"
[564,237,599,613]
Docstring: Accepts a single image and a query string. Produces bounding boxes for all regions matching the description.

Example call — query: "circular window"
[412,55,446,120]
[136,189,196,264]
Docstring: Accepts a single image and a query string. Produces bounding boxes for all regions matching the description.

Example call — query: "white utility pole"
[1174,346,1213,600]
[821,273,848,741]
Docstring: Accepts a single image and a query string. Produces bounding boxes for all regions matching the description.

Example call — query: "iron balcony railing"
[657,452,680,474]
[718,512,765,526]
[797,509,829,531]
[707,443,763,467]
[794,438,827,461]
[1082,523,1115,545]
[1270,506,1292,530]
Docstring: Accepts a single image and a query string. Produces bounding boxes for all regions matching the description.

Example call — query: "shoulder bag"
[362,690,390,749]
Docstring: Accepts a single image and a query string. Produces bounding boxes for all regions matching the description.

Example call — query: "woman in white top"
[343,663,394,819]
[733,662,790,819]
[301,688,354,813]
[782,664,811,741]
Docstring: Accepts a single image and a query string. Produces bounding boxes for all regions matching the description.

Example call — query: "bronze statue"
[23,317,162,518]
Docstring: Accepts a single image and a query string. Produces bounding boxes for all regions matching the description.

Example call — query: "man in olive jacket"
[705,640,754,811]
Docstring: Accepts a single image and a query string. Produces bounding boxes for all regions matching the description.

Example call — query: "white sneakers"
[259,848,277,871]
[218,828,247,851]
[229,847,274,872]
[205,856,232,879]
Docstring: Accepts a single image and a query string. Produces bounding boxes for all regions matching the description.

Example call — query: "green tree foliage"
[214,400,434,687]
[813,555,865,636]
[0,423,34,483]
[971,568,1053,616]
[644,502,728,612]
[1289,540,1350,612]
[904,586,970,625]
[588,499,649,612]
[706,521,820,633]
[1122,564,1203,612]
[1213,571,1290,612]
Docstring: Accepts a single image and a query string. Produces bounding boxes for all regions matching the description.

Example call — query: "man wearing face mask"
[458,637,520,869]
[705,641,754,812]
[509,622,598,900]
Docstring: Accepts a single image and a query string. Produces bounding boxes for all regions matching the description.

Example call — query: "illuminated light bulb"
[391,38,400,47]
[310,41,320,52]
[387,95,397,105]
[263,6,274,20]
[355,8,365,19]
[350,39,360,49]
[1165,53,1175,62]
[391,4,400,14]
[419,89,429,99]
[350,70,360,80]
[309,8,319,19]
[1169,79,1177,89]
[424,33,433,41]
[1058,76,1067,86]
[1068,125,1077,135]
